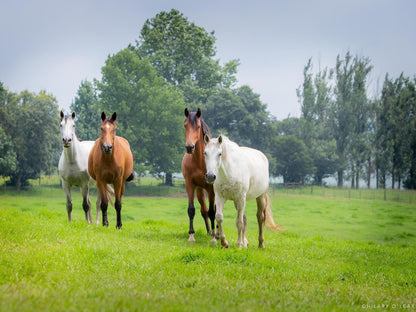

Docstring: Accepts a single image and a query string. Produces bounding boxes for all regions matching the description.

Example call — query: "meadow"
[0,181,415,311]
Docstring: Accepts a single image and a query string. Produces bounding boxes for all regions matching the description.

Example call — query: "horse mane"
[201,118,211,139]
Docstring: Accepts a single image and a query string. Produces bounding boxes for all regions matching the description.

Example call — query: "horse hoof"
[188,234,196,243]
[210,237,217,244]
[221,239,229,248]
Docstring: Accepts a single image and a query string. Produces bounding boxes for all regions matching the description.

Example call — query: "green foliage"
[97,48,185,176]
[204,85,274,151]
[0,189,415,311]
[135,9,239,104]
[377,74,416,189]
[270,135,315,183]
[0,126,17,175]
[0,86,60,189]
[70,79,100,141]
[297,59,337,184]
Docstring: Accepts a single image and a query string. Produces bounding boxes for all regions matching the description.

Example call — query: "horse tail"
[263,193,285,232]
[106,185,115,207]
[126,172,134,182]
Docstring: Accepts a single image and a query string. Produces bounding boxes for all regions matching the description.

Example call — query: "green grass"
[0,187,415,311]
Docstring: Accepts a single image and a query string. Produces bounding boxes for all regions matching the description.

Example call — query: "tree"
[270,135,315,184]
[134,9,239,104]
[0,87,60,190]
[348,56,373,188]
[375,75,395,188]
[204,85,274,152]
[297,59,337,185]
[70,80,100,140]
[0,127,17,176]
[331,52,355,187]
[97,48,185,183]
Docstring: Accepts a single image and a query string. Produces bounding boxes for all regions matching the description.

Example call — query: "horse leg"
[196,187,210,234]
[185,181,196,242]
[234,195,247,248]
[114,180,125,230]
[95,196,101,225]
[81,183,92,224]
[207,188,217,244]
[256,194,266,248]
[115,197,122,229]
[97,181,109,227]
[215,196,228,248]
[62,181,72,222]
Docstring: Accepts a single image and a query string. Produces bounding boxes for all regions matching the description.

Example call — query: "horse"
[181,108,216,243]
[88,112,134,229]
[204,135,283,248]
[58,111,96,223]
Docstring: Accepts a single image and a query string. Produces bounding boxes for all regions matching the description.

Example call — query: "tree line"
[1,9,415,190]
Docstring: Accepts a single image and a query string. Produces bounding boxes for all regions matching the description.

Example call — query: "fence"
[270,184,416,204]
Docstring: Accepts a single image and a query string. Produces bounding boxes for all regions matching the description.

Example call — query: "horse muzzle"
[185,144,195,154]
[205,173,216,184]
[63,138,72,148]
[101,143,113,154]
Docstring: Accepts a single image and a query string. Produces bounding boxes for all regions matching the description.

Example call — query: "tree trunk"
[355,162,359,189]
[165,172,173,186]
[337,169,343,188]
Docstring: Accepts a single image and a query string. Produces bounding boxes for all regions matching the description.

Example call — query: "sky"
[1,0,416,120]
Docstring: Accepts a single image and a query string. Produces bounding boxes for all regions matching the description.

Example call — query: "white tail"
[264,193,285,232]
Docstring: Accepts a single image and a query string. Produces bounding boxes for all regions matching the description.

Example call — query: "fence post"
[384,188,386,201]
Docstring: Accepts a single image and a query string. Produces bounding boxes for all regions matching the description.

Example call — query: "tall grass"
[0,186,415,311]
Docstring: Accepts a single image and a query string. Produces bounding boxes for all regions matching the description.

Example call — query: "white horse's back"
[240,146,269,200]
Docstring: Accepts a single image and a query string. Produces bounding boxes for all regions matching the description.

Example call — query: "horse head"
[100,112,117,155]
[204,135,224,184]
[60,111,76,148]
[184,108,203,154]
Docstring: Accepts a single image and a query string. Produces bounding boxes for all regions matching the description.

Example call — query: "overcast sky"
[1,0,415,120]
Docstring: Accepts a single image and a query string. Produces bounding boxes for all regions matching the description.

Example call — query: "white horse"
[58,111,112,224]
[204,135,283,248]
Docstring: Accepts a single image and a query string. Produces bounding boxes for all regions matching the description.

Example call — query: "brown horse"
[181,108,216,243]
[88,112,134,229]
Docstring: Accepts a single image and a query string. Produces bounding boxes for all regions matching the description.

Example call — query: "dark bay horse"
[181,108,216,243]
[88,112,134,229]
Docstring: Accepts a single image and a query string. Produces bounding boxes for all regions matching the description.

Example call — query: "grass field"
[0,184,415,311]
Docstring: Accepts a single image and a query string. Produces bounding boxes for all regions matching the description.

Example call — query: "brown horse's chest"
[95,160,122,184]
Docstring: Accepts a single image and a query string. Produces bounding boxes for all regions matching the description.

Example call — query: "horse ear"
[60,111,64,121]
[111,112,117,122]
[204,134,210,144]
[71,111,76,120]
[218,135,223,144]
[196,108,201,118]
[184,108,189,117]
[101,112,106,121]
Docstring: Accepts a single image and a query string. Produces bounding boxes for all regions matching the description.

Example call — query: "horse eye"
[218,152,222,157]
